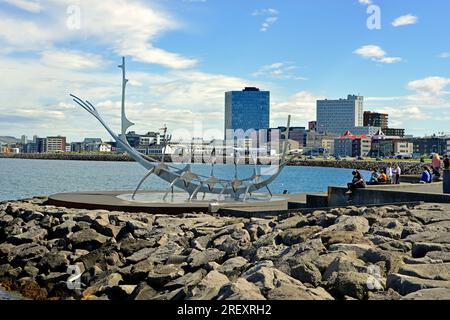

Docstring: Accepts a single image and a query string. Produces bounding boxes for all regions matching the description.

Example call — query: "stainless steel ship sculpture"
[70,57,292,202]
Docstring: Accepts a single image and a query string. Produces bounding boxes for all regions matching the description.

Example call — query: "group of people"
[345,154,450,200]
[368,164,401,185]
[419,154,450,184]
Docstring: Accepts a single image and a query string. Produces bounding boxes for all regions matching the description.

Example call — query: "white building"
[394,141,414,155]
[99,143,112,153]
[317,95,364,135]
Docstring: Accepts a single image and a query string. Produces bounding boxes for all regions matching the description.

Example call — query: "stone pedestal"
[444,170,450,194]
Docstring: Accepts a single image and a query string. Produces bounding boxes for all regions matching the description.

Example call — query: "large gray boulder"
[70,229,110,250]
[217,257,248,278]
[146,264,185,288]
[187,248,226,268]
[291,262,322,287]
[406,232,450,244]
[216,278,266,300]
[387,273,450,295]
[187,270,230,300]
[327,271,384,300]
[279,226,322,246]
[412,242,450,258]
[243,261,334,300]
[323,256,366,281]
[401,288,450,300]
[9,227,47,244]
[164,269,207,290]
[398,263,450,281]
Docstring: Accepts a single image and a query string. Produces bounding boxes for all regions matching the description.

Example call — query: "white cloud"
[378,57,402,64]
[438,52,450,59]
[358,0,372,5]
[0,16,57,49]
[366,76,450,134]
[354,45,402,64]
[272,91,324,126]
[374,106,430,121]
[2,0,43,13]
[252,8,279,32]
[408,77,450,94]
[252,62,307,80]
[252,8,279,16]
[0,0,197,69]
[41,49,107,70]
[0,52,262,140]
[392,14,418,27]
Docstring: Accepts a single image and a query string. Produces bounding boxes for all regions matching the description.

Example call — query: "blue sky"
[0,0,449,141]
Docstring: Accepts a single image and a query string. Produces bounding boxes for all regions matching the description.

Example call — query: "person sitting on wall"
[377,169,389,184]
[346,170,366,200]
[368,167,380,185]
[419,166,433,184]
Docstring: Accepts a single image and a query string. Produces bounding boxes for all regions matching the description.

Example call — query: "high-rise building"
[21,135,27,144]
[45,136,66,153]
[225,87,270,137]
[363,111,388,129]
[316,95,364,135]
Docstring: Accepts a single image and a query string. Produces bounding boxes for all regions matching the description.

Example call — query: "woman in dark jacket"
[346,170,366,195]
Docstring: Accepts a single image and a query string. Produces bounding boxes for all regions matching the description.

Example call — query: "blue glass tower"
[224,87,270,137]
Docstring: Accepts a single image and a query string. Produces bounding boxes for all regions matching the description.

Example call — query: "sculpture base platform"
[46,190,289,215]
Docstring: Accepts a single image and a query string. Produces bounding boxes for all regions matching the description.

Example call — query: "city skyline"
[0,0,449,141]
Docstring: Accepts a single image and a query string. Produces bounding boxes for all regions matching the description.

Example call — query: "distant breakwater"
[0,153,426,175]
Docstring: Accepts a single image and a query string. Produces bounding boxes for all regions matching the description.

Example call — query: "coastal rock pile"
[2,198,450,300]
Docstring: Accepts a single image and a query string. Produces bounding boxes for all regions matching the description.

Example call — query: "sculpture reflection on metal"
[70,57,291,202]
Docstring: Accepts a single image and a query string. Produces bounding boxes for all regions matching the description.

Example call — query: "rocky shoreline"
[1,197,450,300]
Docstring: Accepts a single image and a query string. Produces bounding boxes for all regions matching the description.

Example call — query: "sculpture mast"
[118,57,135,145]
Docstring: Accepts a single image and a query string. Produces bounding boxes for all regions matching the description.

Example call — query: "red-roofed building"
[334,131,372,157]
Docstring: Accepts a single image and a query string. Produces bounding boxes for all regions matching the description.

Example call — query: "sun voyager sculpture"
[70,57,292,204]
